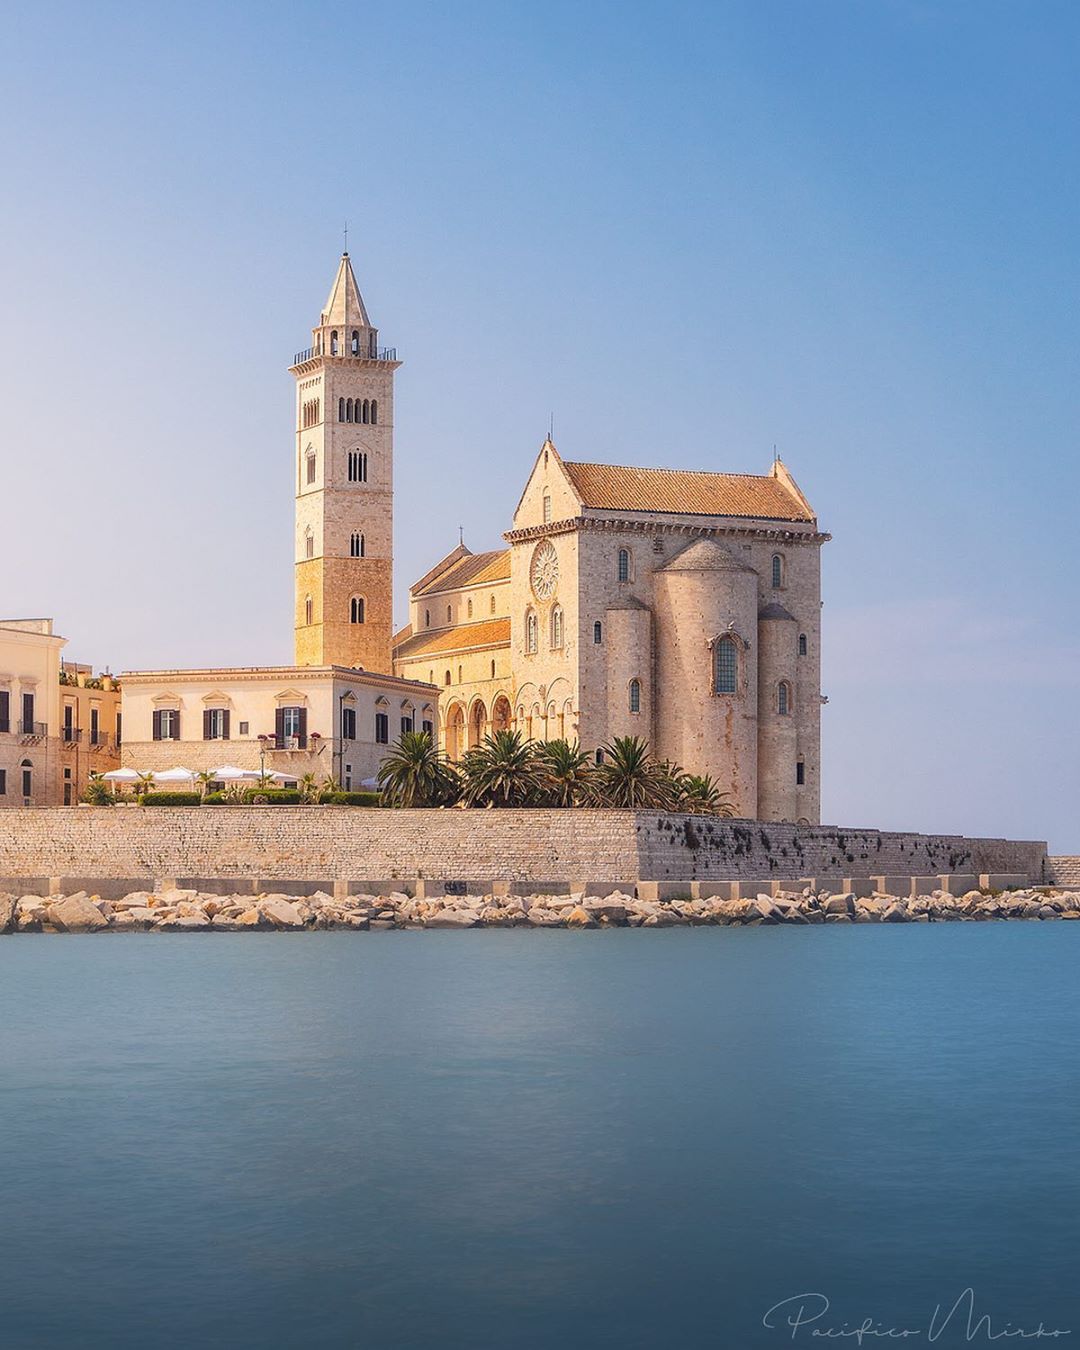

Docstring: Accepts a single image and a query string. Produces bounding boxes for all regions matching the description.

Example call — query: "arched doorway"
[492,696,512,734]
[446,704,466,761]
[468,699,487,750]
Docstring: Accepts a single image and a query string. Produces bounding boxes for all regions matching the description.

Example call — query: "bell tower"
[291,252,400,671]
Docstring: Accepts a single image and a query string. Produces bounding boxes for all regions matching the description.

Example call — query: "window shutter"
[0,691,8,733]
[203,709,211,740]
[222,710,230,740]
[297,707,308,748]
[275,707,285,745]
[172,711,180,740]
[152,710,162,741]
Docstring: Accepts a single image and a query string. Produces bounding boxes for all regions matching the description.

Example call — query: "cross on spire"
[343,220,349,254]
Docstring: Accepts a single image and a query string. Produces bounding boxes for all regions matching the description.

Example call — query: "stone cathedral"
[293,253,829,823]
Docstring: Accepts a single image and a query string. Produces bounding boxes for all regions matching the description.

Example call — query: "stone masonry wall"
[1047,857,1080,887]
[0,808,1047,888]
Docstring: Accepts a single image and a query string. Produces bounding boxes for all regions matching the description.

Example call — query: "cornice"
[503,516,831,545]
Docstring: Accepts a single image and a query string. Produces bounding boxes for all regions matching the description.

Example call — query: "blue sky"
[2,1,1076,846]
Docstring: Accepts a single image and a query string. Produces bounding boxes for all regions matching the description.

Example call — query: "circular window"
[530,540,559,600]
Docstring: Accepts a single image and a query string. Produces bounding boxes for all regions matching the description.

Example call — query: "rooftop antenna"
[549,411,554,443]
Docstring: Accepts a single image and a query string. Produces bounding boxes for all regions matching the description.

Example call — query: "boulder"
[258,897,305,929]
[46,894,109,932]
[583,898,628,924]
[882,903,910,923]
[1038,905,1060,920]
[0,894,17,934]
[158,888,199,907]
[369,919,396,930]
[425,909,478,928]
[155,914,212,930]
[824,893,856,916]
[565,906,596,928]
[525,907,564,927]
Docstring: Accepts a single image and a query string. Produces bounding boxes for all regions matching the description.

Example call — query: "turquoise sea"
[1,926,1077,1349]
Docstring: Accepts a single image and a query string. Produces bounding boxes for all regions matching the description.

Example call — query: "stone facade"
[394,442,827,823]
[292,254,398,673]
[0,807,1047,889]
[120,665,437,788]
[0,619,119,807]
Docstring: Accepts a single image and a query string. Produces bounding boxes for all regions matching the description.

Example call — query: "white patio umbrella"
[211,765,259,781]
[102,767,142,783]
[153,767,197,784]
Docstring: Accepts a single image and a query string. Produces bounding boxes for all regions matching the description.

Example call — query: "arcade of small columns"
[442,693,577,760]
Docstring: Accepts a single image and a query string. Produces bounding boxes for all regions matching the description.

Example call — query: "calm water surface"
[1,925,1077,1349]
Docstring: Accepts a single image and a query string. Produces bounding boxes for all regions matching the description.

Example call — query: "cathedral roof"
[393,617,511,660]
[657,538,756,573]
[414,548,510,597]
[560,460,814,522]
[758,602,797,621]
[320,252,372,330]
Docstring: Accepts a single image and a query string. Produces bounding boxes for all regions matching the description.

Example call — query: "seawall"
[0,807,1047,894]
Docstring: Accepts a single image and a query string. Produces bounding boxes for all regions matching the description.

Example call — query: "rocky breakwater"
[1,885,1079,933]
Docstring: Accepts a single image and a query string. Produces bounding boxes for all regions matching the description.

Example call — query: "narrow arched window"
[550,606,563,649]
[446,604,452,623]
[330,331,338,355]
[593,621,602,644]
[714,636,737,694]
[467,598,473,618]
[362,399,369,424]
[798,633,807,657]
[351,330,359,354]
[338,397,345,422]
[543,494,552,523]
[350,531,364,558]
[305,529,314,559]
[370,399,378,424]
[445,670,452,686]
[617,548,630,582]
[304,594,313,625]
[490,659,496,679]
[350,596,365,624]
[425,609,430,628]
[346,398,353,422]
[458,665,463,682]
[777,681,791,715]
[305,450,316,485]
[490,594,496,614]
[772,554,783,588]
[796,759,805,786]
[526,610,538,654]
[629,679,641,713]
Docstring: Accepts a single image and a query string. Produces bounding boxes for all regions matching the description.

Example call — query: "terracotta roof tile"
[415,549,511,596]
[393,617,511,661]
[561,461,813,521]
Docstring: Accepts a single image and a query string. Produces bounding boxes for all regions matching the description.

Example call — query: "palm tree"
[317,774,341,803]
[298,771,321,804]
[459,729,544,807]
[589,736,678,809]
[536,738,593,807]
[135,770,156,802]
[195,770,216,802]
[675,772,736,817]
[377,731,458,807]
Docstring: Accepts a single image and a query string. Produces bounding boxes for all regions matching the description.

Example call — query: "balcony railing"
[60,730,115,749]
[12,721,48,738]
[61,728,82,744]
[292,345,397,365]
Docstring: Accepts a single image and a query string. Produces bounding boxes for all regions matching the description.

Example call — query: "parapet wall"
[0,808,1048,892]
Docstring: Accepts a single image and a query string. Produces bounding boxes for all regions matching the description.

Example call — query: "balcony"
[292,345,398,365]
[60,730,115,750]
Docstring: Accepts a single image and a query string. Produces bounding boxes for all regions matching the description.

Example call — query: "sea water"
[1,924,1077,1348]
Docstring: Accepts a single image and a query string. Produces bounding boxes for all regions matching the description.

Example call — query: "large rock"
[824,893,856,916]
[258,897,305,929]
[583,897,628,924]
[47,894,109,932]
[425,909,478,928]
[155,914,212,930]
[0,894,16,934]
[882,903,910,923]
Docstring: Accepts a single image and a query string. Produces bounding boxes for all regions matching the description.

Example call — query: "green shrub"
[325,791,383,807]
[141,792,202,806]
